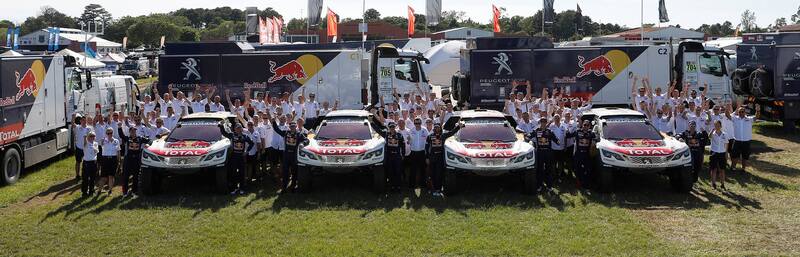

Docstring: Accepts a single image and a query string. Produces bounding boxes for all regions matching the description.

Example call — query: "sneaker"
[230,189,239,195]
[239,189,246,195]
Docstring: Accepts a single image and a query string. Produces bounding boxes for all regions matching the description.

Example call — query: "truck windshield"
[457,123,517,143]
[699,54,724,76]
[315,122,372,140]
[167,124,223,142]
[602,121,663,141]
[394,58,420,83]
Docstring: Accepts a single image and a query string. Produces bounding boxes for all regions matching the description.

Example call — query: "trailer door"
[375,57,396,105]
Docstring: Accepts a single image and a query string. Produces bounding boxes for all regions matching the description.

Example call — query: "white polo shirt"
[209,102,225,112]
[303,101,320,119]
[245,130,261,156]
[710,131,728,153]
[100,137,121,157]
[549,123,567,150]
[732,115,754,141]
[75,125,92,150]
[408,127,429,152]
[139,101,156,114]
[517,120,536,134]
[83,141,99,161]
[191,99,208,113]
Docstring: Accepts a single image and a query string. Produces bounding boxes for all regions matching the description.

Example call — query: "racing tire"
[750,68,773,98]
[597,167,614,193]
[139,168,158,195]
[731,67,753,95]
[1,148,22,185]
[215,167,229,194]
[297,166,312,193]
[522,169,537,195]
[444,169,459,195]
[669,167,694,193]
[372,165,387,193]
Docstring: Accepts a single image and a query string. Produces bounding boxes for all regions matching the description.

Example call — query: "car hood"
[598,137,687,156]
[444,138,533,158]
[303,136,385,155]
[146,139,230,157]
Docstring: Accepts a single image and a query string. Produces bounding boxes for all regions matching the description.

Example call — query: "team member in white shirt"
[81,132,100,197]
[516,112,537,134]
[99,128,121,195]
[161,106,182,130]
[147,118,171,140]
[302,93,320,129]
[190,87,212,113]
[73,114,92,181]
[731,106,759,172]
[709,120,729,190]
[408,117,429,189]
[549,114,569,176]
[244,121,263,182]
[208,93,226,112]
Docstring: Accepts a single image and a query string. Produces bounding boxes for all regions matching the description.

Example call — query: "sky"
[3,0,798,29]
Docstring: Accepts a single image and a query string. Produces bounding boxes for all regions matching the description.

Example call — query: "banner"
[47,28,55,51]
[259,17,269,44]
[308,0,324,25]
[327,8,338,38]
[272,17,283,43]
[426,0,442,26]
[492,4,501,33]
[5,26,12,47]
[658,0,670,23]
[83,41,97,58]
[408,6,416,37]
[122,36,128,49]
[543,0,555,23]
[575,4,583,31]
[54,28,60,50]
[12,27,20,50]
[160,36,166,48]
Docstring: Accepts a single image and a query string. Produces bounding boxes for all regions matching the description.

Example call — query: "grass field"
[1,123,798,256]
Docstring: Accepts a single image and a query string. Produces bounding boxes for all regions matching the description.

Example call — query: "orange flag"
[408,6,416,37]
[327,8,338,38]
[492,4,501,33]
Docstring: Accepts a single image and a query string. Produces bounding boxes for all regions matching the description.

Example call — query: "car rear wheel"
[139,168,158,195]
[2,148,21,185]
[297,166,312,193]
[597,166,614,193]
[670,166,694,193]
[522,169,537,195]
[215,167,229,194]
[372,165,386,193]
[444,169,459,195]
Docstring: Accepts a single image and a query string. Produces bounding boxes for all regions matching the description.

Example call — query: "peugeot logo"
[180,58,201,81]
[492,53,513,75]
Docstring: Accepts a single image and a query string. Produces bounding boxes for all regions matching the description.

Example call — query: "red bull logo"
[576,55,614,78]
[15,69,38,101]
[268,60,307,83]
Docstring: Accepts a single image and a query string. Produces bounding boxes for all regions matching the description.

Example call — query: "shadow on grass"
[754,122,800,143]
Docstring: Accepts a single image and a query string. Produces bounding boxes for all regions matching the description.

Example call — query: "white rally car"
[140,112,237,194]
[297,110,387,192]
[442,109,537,194]
[582,108,694,193]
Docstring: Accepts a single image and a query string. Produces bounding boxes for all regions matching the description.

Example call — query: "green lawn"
[0,123,798,256]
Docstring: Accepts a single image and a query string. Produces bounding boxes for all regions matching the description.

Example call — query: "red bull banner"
[0,58,50,142]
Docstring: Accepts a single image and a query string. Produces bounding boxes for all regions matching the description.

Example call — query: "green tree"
[364,8,381,22]
[79,4,112,26]
[20,6,77,35]
[179,28,200,41]
[740,9,757,32]
[126,15,184,48]
[285,18,306,31]
[200,20,243,40]
[258,7,282,19]
[791,5,800,24]
[772,17,787,30]
[104,16,138,43]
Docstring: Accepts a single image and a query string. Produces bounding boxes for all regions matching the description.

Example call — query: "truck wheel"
[372,165,387,193]
[522,169,537,195]
[215,167,229,194]
[597,167,614,193]
[444,170,459,195]
[750,68,773,98]
[297,166,312,193]
[1,148,22,185]
[670,167,694,193]
[139,168,157,195]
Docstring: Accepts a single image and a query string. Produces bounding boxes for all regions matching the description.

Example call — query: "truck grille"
[322,155,359,164]
[168,156,202,165]
[628,156,668,165]
[473,158,508,168]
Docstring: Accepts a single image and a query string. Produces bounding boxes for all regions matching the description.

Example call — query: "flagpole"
[640,0,644,45]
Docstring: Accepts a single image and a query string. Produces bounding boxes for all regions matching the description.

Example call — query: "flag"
[47,28,55,51]
[160,36,165,48]
[408,6,416,37]
[308,0,324,25]
[575,4,583,31]
[5,26,12,47]
[259,17,269,44]
[426,0,442,26]
[734,25,741,37]
[327,8,338,38]
[12,27,20,50]
[122,36,128,49]
[54,28,60,49]
[83,41,96,58]
[272,17,283,43]
[543,0,555,23]
[658,0,669,23]
[492,4,501,33]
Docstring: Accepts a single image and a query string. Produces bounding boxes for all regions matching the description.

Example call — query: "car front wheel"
[670,166,694,193]
[297,166,312,193]
[444,169,459,195]
[215,167,229,194]
[372,165,386,193]
[522,169,537,195]
[597,166,614,193]
[139,168,158,195]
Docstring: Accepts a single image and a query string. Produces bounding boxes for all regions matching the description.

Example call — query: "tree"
[104,16,139,43]
[126,15,185,48]
[286,18,306,31]
[791,5,800,24]
[200,20,243,40]
[773,17,787,30]
[740,9,757,32]
[258,7,282,19]
[179,28,200,41]
[79,4,112,26]
[20,6,77,35]
[364,8,381,22]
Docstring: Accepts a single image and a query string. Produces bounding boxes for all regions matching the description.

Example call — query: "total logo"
[471,151,516,158]
[576,50,631,79]
[612,147,673,156]
[162,149,207,156]
[14,60,46,101]
[268,54,324,84]
[310,147,367,155]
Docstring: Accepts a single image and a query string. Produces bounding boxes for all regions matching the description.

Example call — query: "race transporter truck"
[296,110,387,192]
[582,108,694,192]
[441,109,537,194]
[140,112,237,194]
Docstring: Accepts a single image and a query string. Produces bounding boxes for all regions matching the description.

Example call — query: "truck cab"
[674,41,733,104]
[66,67,138,118]
[370,44,431,107]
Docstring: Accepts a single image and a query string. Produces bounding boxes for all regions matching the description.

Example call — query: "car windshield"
[602,120,663,141]
[457,122,517,142]
[316,120,372,140]
[167,123,222,142]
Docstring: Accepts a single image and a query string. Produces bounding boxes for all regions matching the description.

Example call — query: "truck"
[118,58,151,79]
[0,53,138,185]
[158,40,432,110]
[731,31,800,130]
[451,37,733,109]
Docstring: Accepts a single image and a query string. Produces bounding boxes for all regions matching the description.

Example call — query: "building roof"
[24,28,122,48]
[779,24,800,32]
[432,27,492,34]
[55,49,105,69]
[607,26,704,40]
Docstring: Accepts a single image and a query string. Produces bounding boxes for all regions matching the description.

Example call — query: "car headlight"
[513,151,534,163]
[143,151,164,162]
[202,149,227,162]
[671,149,691,161]
[299,149,319,160]
[362,149,383,159]
[446,151,471,164]
[601,149,625,161]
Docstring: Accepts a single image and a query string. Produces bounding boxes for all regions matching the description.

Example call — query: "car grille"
[473,158,508,168]
[168,156,202,165]
[628,156,668,165]
[322,155,359,164]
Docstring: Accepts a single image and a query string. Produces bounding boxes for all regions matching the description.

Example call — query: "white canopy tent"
[422,41,466,87]
[56,49,105,69]
[0,50,23,57]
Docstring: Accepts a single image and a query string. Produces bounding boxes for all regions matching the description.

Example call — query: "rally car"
[297,110,387,192]
[442,109,537,194]
[582,108,694,193]
[140,112,237,194]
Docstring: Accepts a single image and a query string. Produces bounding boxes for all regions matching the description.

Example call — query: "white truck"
[0,53,137,184]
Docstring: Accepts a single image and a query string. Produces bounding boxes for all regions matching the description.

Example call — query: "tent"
[422,40,466,87]
[0,50,23,57]
[56,49,105,69]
